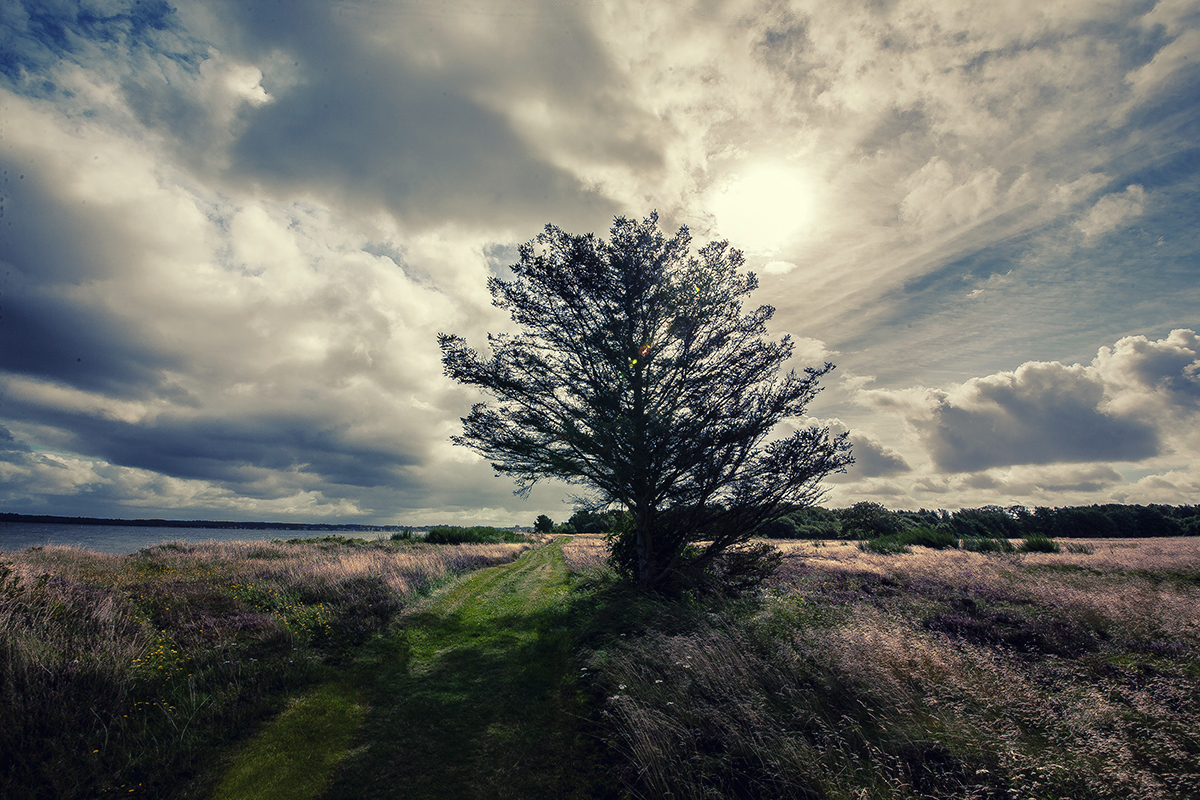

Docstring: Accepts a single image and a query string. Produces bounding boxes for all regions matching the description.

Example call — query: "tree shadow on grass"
[323,574,626,800]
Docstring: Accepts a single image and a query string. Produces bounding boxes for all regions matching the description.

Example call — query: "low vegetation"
[857,526,959,554]
[760,502,1200,541]
[570,536,1200,799]
[4,532,1198,799]
[422,526,529,545]
[0,537,528,799]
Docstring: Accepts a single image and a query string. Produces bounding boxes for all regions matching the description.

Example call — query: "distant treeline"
[759,502,1200,540]
[562,503,1200,539]
[0,512,409,532]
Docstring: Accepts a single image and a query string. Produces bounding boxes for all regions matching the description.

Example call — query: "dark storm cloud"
[3,398,421,492]
[228,73,611,229]
[0,151,133,285]
[0,265,179,397]
[111,0,654,231]
[918,362,1159,473]
[827,429,910,484]
[862,328,1200,476]
[93,416,416,489]
[848,433,910,478]
[0,157,183,395]
[0,425,30,453]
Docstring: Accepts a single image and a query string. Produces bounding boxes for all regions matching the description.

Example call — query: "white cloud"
[899,158,1002,235]
[859,330,1199,475]
[763,260,797,275]
[1115,462,1200,505]
[1075,185,1146,240]
[907,463,1126,506]
[966,269,1013,299]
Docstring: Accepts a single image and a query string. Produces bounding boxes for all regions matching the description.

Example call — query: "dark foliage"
[839,501,912,539]
[568,507,622,533]
[756,505,841,539]
[440,214,852,591]
[424,526,527,544]
[759,503,1200,541]
[961,536,1017,553]
[1018,534,1061,553]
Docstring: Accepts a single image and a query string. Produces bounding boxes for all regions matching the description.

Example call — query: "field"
[570,536,1200,799]
[3,534,1199,798]
[0,537,530,798]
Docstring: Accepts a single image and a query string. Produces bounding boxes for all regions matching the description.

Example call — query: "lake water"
[0,522,388,555]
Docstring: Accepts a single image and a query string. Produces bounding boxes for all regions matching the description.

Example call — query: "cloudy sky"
[2,0,1198,525]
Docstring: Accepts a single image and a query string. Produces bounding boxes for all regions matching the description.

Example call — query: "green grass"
[1020,533,1062,553]
[0,539,528,799]
[320,537,620,800]
[213,680,365,800]
[8,534,1198,799]
[858,526,958,554]
[423,526,529,544]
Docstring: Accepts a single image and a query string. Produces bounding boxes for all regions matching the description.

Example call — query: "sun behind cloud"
[707,163,817,255]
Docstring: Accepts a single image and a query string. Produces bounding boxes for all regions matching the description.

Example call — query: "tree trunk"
[634,506,656,590]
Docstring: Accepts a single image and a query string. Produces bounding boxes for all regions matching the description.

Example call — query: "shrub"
[708,542,783,597]
[902,526,958,550]
[961,536,1016,554]
[840,501,908,539]
[859,527,959,555]
[757,515,803,539]
[424,526,526,545]
[859,535,910,555]
[1019,534,1060,553]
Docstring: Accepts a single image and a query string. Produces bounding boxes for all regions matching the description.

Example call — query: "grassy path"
[216,538,618,800]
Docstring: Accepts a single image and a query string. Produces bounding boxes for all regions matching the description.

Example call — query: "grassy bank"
[0,537,529,799]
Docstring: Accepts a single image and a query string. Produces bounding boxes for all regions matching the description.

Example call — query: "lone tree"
[439,214,852,592]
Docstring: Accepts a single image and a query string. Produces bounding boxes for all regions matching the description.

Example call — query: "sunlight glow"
[708,164,816,254]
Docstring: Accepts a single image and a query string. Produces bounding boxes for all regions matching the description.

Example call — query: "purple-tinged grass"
[0,538,527,799]
[576,538,1200,799]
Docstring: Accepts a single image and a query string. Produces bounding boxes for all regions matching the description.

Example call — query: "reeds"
[0,538,527,799]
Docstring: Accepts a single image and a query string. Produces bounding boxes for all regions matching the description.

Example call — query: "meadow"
[0,537,529,798]
[566,536,1200,799]
[3,533,1198,799]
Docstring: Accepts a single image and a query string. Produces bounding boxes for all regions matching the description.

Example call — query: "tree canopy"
[439,213,852,592]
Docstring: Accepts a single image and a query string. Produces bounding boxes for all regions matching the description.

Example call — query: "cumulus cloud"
[860,330,1199,475]
[908,463,1126,506]
[1093,328,1200,409]
[811,419,908,479]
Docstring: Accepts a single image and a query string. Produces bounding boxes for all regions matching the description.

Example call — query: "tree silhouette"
[439,213,852,592]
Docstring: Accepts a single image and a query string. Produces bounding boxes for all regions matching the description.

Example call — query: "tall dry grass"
[0,537,528,799]
[561,533,610,573]
[581,537,1200,799]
